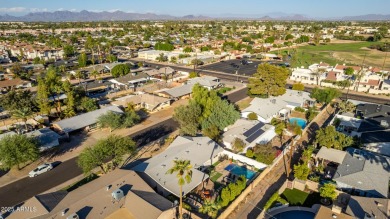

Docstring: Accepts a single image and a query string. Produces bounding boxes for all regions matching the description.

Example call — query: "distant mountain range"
[0,10,389,22]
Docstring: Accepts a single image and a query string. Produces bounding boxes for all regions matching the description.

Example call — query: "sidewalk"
[0,99,188,188]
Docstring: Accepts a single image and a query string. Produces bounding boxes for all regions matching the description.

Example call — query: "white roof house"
[242,90,314,123]
[186,76,222,90]
[133,136,224,197]
[53,105,123,133]
[222,119,276,152]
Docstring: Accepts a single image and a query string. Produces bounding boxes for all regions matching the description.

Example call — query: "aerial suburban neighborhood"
[0,1,390,219]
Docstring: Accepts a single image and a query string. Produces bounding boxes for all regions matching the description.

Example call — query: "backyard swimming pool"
[289,117,307,129]
[273,210,315,219]
[224,164,256,180]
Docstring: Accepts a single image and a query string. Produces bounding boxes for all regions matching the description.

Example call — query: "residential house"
[25,128,62,151]
[333,148,390,198]
[242,90,315,123]
[109,72,150,90]
[290,68,316,85]
[7,169,174,219]
[52,105,123,133]
[155,84,193,99]
[314,205,352,219]
[186,76,222,90]
[111,93,171,112]
[222,119,276,153]
[0,78,30,91]
[346,196,390,219]
[133,136,224,197]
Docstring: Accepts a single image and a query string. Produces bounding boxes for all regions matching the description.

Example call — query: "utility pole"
[381,52,388,79]
[354,53,367,93]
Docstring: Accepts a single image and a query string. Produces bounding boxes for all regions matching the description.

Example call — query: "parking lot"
[200,59,264,76]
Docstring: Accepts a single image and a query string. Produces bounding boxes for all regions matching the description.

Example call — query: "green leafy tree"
[199,200,221,219]
[111,64,130,78]
[201,99,240,131]
[293,163,310,180]
[248,63,289,97]
[246,149,254,158]
[344,67,354,76]
[292,83,305,91]
[306,107,318,122]
[338,101,356,113]
[189,72,198,78]
[173,103,202,136]
[202,125,220,142]
[0,90,37,112]
[232,138,246,153]
[78,52,88,68]
[78,135,135,174]
[0,135,39,170]
[107,54,118,63]
[183,47,193,53]
[170,56,177,64]
[247,112,258,120]
[122,109,141,128]
[80,97,98,112]
[155,42,174,51]
[156,53,168,62]
[220,186,231,207]
[320,183,338,202]
[97,111,123,132]
[36,78,51,115]
[166,159,192,219]
[315,126,353,150]
[310,87,340,104]
[63,45,75,58]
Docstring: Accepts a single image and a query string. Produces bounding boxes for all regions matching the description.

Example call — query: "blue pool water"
[224,164,256,180]
[289,117,307,129]
[273,210,315,219]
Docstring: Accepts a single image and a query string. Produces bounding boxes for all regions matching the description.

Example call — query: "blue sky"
[0,0,389,17]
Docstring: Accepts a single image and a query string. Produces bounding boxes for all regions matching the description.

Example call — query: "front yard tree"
[338,100,356,113]
[201,99,240,131]
[320,183,338,203]
[315,126,354,150]
[111,64,130,78]
[80,97,99,112]
[173,103,202,136]
[202,125,220,142]
[78,52,88,68]
[12,107,33,131]
[78,135,135,175]
[248,63,289,97]
[166,159,192,219]
[247,112,258,120]
[97,111,123,132]
[189,71,198,78]
[310,87,340,104]
[0,135,39,170]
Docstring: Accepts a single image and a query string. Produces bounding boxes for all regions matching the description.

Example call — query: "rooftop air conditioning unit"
[112,189,125,201]
[380,120,389,128]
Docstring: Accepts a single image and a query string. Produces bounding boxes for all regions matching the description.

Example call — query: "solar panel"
[243,123,264,137]
[245,129,265,143]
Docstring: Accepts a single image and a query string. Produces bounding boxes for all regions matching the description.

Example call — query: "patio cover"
[316,146,347,164]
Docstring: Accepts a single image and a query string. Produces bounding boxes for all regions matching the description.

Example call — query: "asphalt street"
[0,118,179,207]
[0,89,245,208]
[201,60,263,76]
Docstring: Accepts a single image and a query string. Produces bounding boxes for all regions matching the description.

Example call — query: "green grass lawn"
[210,172,223,182]
[281,188,309,205]
[281,189,322,207]
[280,42,383,68]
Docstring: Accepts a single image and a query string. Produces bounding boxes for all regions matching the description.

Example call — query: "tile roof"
[346,196,390,219]
[326,71,338,81]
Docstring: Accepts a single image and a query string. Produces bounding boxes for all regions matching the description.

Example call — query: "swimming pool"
[273,210,315,219]
[289,117,307,129]
[224,164,256,180]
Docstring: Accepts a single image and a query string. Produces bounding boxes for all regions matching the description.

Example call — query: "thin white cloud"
[107,9,120,13]
[30,8,48,12]
[69,9,78,12]
[0,7,26,13]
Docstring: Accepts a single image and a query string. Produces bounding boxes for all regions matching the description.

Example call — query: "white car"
[247,60,253,63]
[29,163,53,177]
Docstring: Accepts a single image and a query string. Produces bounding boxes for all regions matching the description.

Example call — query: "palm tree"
[199,200,221,219]
[91,70,99,80]
[75,70,83,84]
[12,107,33,131]
[166,159,192,219]
[312,67,326,86]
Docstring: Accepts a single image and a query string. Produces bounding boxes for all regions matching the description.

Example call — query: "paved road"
[0,88,244,208]
[0,118,178,207]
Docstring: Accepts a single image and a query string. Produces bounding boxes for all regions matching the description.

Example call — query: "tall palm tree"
[166,159,192,219]
[199,200,221,219]
[91,70,99,80]
[12,107,33,131]
[75,70,83,84]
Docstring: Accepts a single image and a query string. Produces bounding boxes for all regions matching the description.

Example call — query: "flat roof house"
[111,93,171,112]
[25,128,62,152]
[133,136,224,197]
[53,106,123,133]
[7,169,174,219]
[186,76,222,90]
[242,90,314,123]
[222,119,276,153]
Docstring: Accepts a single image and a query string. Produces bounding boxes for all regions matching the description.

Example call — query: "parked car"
[29,163,53,177]
[247,60,253,64]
